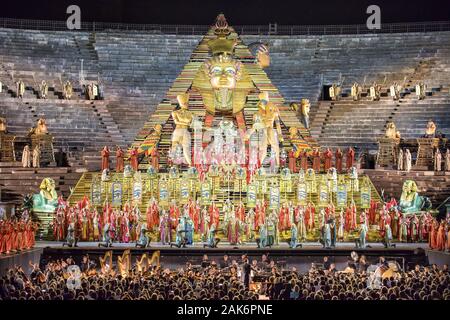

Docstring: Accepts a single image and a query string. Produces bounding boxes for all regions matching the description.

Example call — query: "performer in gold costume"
[171,93,193,165]
[247,91,284,166]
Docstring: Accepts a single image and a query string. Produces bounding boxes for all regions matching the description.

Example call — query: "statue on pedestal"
[29,118,49,136]
[424,119,436,138]
[171,93,193,165]
[385,121,400,139]
[0,117,7,133]
[32,178,58,213]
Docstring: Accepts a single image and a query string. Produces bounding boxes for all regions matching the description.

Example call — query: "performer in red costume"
[115,146,124,172]
[101,146,110,171]
[323,148,333,171]
[312,149,321,172]
[129,147,139,171]
[169,200,180,228]
[278,203,291,232]
[254,200,266,231]
[346,147,355,172]
[235,201,245,222]
[335,148,343,173]
[436,221,446,250]
[305,202,315,231]
[300,150,308,171]
[368,200,378,225]
[429,220,438,249]
[150,147,160,172]
[288,149,297,173]
[209,202,220,228]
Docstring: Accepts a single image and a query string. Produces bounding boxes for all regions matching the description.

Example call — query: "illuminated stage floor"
[34,241,430,251]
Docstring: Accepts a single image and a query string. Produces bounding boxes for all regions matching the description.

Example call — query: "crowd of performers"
[0,216,39,255]
[51,195,450,251]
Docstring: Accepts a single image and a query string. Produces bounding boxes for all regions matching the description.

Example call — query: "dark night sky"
[1,0,450,25]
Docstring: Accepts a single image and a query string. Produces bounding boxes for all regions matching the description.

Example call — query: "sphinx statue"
[399,180,431,214]
[29,118,49,136]
[424,119,436,138]
[385,121,400,139]
[192,14,253,115]
[0,117,7,133]
[32,178,58,213]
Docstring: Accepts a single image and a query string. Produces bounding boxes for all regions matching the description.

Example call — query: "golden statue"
[29,118,49,136]
[247,91,284,165]
[425,119,436,137]
[385,121,400,139]
[0,117,7,133]
[171,93,193,165]
[192,14,253,114]
[300,98,310,129]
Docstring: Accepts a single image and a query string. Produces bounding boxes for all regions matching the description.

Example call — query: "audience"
[0,254,448,300]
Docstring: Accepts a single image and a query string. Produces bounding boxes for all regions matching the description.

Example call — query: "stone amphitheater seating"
[94,32,200,143]
[0,27,450,203]
[241,32,450,103]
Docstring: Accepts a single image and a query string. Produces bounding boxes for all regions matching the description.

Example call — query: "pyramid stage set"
[0,6,450,302]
